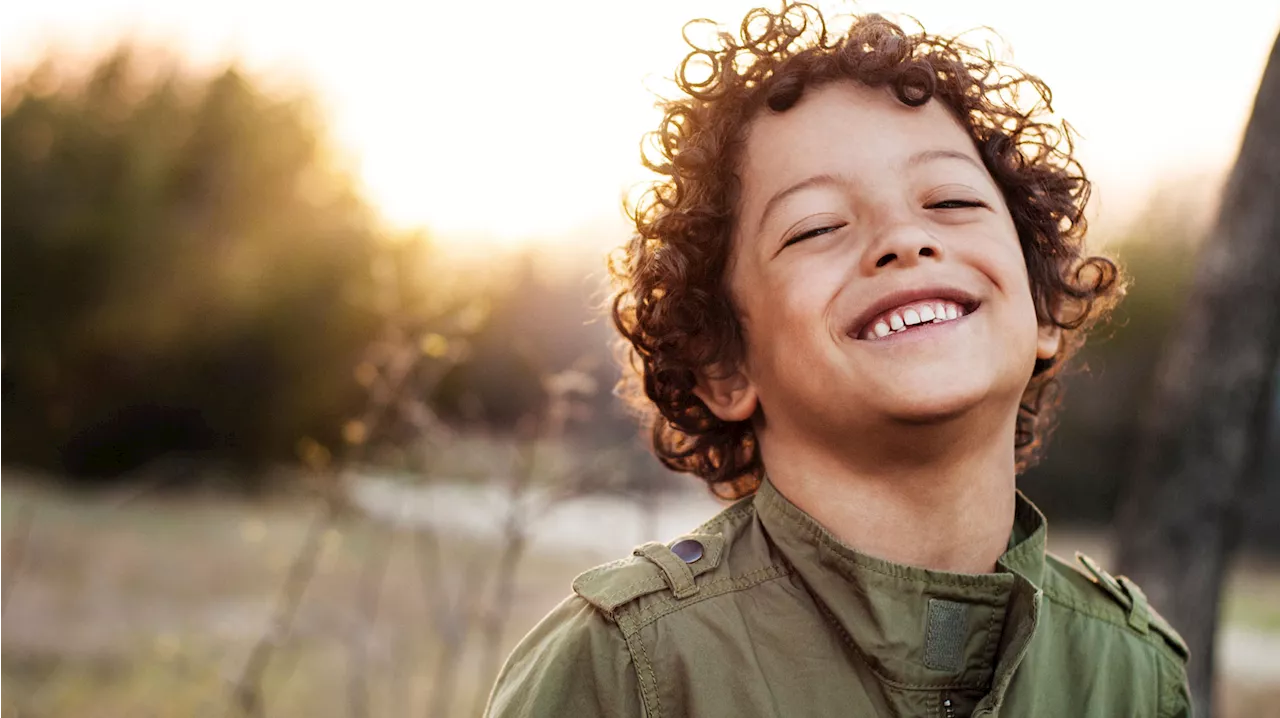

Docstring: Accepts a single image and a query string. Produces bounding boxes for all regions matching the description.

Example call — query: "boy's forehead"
[743,81,974,172]
[736,82,981,218]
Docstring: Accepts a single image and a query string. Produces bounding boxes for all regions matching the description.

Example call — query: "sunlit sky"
[5,0,1279,252]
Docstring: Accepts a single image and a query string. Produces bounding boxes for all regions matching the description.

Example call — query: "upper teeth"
[862,300,967,340]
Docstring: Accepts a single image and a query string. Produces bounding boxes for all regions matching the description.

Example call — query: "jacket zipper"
[942,695,957,718]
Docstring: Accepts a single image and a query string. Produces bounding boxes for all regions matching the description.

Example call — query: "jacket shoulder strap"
[1075,552,1189,661]
[573,533,726,617]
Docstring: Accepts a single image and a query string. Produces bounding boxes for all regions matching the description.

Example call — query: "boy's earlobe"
[1036,322,1062,361]
[693,367,759,422]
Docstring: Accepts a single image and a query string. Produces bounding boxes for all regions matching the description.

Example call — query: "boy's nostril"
[875,253,896,268]
[919,247,935,257]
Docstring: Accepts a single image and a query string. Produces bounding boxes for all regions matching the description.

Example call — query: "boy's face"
[696,81,1060,447]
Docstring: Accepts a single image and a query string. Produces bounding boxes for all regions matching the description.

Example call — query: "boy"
[487,4,1192,716]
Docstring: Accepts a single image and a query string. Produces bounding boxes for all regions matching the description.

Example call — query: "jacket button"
[671,539,704,564]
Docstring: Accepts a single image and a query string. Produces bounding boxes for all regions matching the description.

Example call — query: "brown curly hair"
[609,3,1123,500]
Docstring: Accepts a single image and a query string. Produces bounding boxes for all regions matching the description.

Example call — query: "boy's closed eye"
[778,196,992,251]
[781,223,846,249]
[927,199,988,209]
[923,182,996,214]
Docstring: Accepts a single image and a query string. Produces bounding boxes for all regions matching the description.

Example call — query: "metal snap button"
[671,539,704,564]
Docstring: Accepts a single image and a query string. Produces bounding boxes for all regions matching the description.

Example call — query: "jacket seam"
[595,575,665,609]
[1146,634,1166,718]
[619,565,793,635]
[1155,640,1187,718]
[1041,585,1126,627]
[625,628,662,718]
[981,603,1000,666]
[1155,637,1169,718]
[1041,584,1185,668]
[1041,585,1157,641]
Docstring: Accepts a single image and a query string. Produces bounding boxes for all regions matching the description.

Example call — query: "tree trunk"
[1115,34,1280,718]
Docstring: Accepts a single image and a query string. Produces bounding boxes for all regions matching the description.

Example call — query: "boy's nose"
[863,224,944,273]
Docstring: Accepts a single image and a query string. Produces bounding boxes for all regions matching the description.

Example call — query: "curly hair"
[609,3,1123,500]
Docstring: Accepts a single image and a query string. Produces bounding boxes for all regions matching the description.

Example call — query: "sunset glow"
[5,0,1279,248]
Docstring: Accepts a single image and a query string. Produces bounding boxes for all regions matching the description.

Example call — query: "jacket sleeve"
[1159,651,1194,718]
[484,595,644,718]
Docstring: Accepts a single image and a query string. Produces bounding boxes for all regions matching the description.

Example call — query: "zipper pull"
[943,696,957,718]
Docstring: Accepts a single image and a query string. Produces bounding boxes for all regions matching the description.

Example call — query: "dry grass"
[3,476,1278,717]
[1,477,586,718]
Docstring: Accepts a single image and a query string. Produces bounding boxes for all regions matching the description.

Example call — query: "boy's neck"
[760,415,1019,574]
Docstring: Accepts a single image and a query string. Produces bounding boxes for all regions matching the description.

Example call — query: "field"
[3,472,1279,718]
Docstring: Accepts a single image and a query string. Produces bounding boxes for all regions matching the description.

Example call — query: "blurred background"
[2,1,1278,716]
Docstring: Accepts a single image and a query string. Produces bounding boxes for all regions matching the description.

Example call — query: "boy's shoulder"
[490,496,1193,717]
[1041,550,1190,665]
[486,495,783,716]
[567,495,1189,666]
[570,493,789,630]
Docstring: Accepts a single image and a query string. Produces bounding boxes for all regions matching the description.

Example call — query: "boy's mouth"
[850,290,981,341]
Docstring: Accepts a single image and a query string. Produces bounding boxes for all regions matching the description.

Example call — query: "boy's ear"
[693,365,758,422]
[1036,321,1062,361]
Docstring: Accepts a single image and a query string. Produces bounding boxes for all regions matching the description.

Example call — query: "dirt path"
[350,474,725,562]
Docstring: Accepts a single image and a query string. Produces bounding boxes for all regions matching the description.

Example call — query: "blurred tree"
[1115,33,1280,717]
[1019,192,1206,523]
[432,258,549,431]
[428,253,632,441]
[1,45,395,485]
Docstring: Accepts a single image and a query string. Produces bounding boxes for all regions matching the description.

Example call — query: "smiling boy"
[486,5,1192,717]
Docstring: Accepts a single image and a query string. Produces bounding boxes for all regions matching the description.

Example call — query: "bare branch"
[231,504,333,718]
[346,524,396,718]
[420,510,503,717]
[470,434,541,715]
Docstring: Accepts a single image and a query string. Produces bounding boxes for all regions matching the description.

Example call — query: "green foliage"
[1,46,391,482]
[1020,200,1205,521]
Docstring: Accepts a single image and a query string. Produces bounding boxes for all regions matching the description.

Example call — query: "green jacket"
[486,479,1192,717]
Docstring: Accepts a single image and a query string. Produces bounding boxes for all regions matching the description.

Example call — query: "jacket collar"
[754,477,1045,706]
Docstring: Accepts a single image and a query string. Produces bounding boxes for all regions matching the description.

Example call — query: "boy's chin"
[870,383,993,425]
[879,397,978,426]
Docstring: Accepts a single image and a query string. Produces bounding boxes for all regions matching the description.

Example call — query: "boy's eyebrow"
[908,148,984,170]
[756,172,849,232]
[755,149,985,232]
